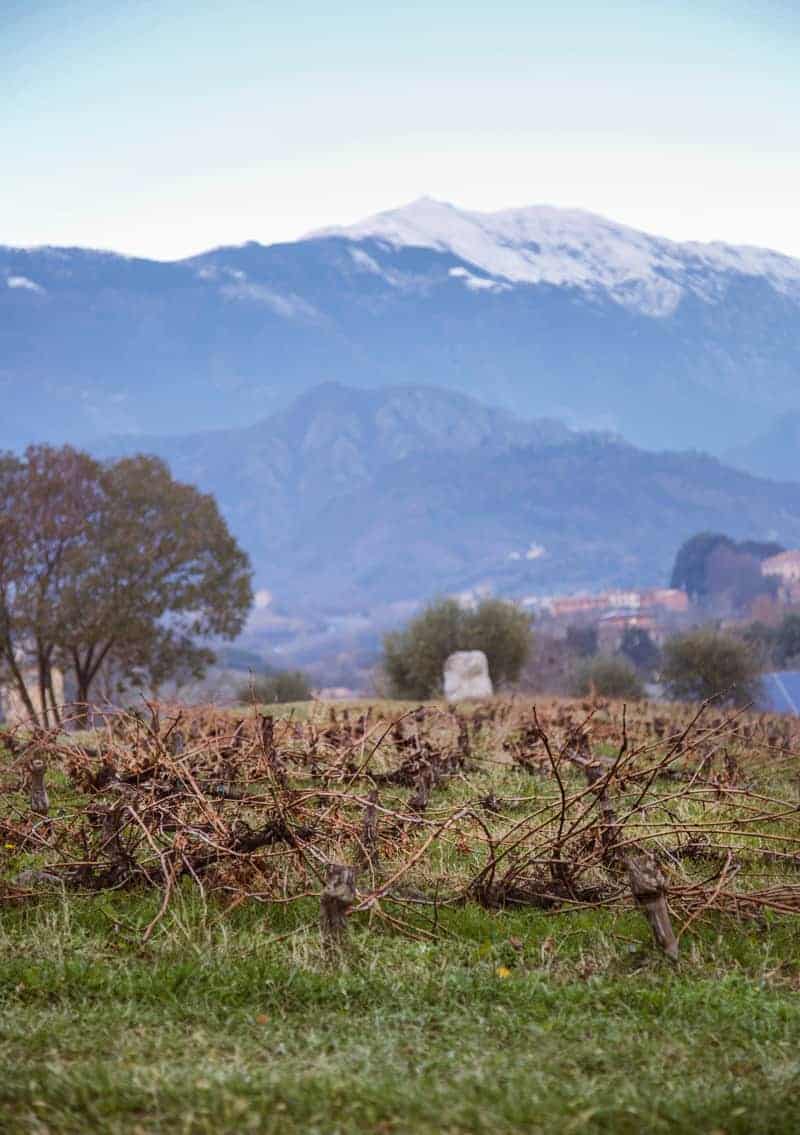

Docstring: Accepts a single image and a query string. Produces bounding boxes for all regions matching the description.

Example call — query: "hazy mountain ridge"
[92,383,577,573]
[726,412,800,482]
[274,432,800,609]
[91,384,800,618]
[3,200,800,455]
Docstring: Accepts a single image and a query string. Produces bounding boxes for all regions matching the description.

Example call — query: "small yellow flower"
[4,843,15,850]
[495,965,512,979]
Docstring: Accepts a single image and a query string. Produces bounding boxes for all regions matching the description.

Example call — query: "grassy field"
[2,698,800,1134]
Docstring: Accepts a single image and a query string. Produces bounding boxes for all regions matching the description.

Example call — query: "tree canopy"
[0,445,252,725]
[774,613,800,669]
[670,533,733,600]
[572,655,644,701]
[236,669,313,705]
[383,597,531,700]
[671,532,784,608]
[661,629,762,707]
[618,625,661,677]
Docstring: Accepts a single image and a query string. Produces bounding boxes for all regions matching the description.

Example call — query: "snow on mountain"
[6,274,45,293]
[312,197,800,316]
[3,199,800,454]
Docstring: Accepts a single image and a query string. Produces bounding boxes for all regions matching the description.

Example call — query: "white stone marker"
[443,650,493,702]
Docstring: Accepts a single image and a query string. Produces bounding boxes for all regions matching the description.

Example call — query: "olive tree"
[661,628,762,707]
[236,669,313,705]
[383,597,531,700]
[572,656,644,701]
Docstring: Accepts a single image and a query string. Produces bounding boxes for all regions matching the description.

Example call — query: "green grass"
[3,698,800,1133]
[2,891,800,1134]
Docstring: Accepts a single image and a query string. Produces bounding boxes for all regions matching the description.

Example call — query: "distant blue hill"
[92,383,800,613]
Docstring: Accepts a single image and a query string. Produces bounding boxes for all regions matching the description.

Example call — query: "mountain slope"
[3,199,800,453]
[726,412,800,482]
[277,435,800,609]
[313,197,800,316]
[92,382,574,575]
[93,384,800,614]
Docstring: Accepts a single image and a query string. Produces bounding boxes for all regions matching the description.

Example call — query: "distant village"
[525,586,689,650]
[526,549,800,649]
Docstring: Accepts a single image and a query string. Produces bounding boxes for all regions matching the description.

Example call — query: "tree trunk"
[71,649,92,729]
[45,666,62,730]
[70,641,114,730]
[35,644,52,730]
[3,646,39,725]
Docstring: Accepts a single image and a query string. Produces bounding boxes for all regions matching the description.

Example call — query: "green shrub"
[661,628,762,706]
[236,669,313,704]
[383,597,532,700]
[572,655,644,701]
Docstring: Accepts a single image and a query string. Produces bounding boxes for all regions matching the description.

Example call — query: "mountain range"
[3,198,800,458]
[94,383,800,619]
[5,199,800,679]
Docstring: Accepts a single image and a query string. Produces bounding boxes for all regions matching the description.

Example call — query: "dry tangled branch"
[2,696,799,958]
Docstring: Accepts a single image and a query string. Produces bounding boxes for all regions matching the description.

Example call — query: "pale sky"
[2,0,799,260]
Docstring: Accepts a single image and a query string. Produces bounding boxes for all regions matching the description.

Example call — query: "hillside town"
[530,548,800,643]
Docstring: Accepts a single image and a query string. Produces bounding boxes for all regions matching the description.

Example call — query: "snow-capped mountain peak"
[311,198,800,317]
